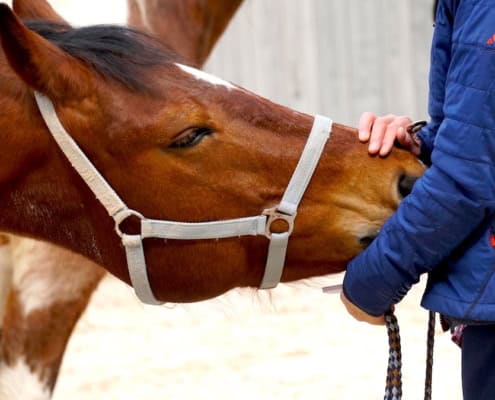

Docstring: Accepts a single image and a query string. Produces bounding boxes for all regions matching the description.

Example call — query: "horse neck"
[0,63,121,269]
[128,0,244,67]
[1,162,113,269]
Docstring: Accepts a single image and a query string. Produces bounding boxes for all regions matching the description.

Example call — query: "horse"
[0,1,245,398]
[0,0,423,398]
[128,0,244,67]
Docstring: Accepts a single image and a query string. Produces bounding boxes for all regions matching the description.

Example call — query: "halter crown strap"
[34,91,333,304]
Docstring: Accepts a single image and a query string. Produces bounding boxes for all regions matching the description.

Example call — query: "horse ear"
[13,0,68,24]
[0,5,91,100]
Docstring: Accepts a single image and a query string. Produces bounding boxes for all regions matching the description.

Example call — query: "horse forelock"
[24,20,183,93]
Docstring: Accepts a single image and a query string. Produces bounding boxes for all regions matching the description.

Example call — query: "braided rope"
[383,310,435,400]
[424,311,435,400]
[384,310,402,400]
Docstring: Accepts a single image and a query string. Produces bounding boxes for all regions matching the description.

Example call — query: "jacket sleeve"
[343,1,495,316]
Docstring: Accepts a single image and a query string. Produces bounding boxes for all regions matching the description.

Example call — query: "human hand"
[340,291,386,326]
[358,112,421,157]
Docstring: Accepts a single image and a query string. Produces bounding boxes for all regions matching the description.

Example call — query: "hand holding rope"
[324,286,436,400]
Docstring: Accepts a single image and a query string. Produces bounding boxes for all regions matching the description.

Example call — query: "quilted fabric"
[344,0,495,322]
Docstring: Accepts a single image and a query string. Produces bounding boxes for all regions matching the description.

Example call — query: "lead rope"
[384,310,402,400]
[424,311,435,400]
[384,310,436,400]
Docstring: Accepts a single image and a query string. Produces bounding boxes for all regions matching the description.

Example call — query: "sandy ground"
[50,275,462,400]
[2,1,463,398]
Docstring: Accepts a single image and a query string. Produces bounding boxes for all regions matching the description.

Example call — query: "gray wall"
[205,0,434,126]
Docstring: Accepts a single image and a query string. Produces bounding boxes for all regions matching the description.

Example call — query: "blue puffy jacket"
[343,0,495,322]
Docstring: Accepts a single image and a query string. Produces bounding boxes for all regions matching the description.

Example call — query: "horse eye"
[169,127,213,149]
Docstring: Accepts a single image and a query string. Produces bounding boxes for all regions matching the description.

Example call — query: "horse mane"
[25,20,182,92]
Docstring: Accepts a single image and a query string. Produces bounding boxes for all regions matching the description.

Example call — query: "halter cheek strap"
[260,115,332,288]
[34,92,332,305]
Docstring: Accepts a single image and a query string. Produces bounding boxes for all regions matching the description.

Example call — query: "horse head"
[0,4,424,303]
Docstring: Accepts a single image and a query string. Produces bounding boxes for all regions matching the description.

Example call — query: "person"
[340,1,495,399]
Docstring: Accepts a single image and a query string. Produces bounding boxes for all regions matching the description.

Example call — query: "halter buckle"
[262,207,296,239]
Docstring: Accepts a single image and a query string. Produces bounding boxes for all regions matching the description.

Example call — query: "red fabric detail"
[451,324,466,348]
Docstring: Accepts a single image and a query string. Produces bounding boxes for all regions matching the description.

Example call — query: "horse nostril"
[398,174,418,198]
[359,236,377,248]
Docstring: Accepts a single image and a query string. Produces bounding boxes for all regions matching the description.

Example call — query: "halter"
[34,92,333,305]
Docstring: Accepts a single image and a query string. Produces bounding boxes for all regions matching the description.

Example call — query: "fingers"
[358,113,414,156]
[379,116,413,156]
[358,112,376,142]
[340,291,386,326]
[367,114,395,154]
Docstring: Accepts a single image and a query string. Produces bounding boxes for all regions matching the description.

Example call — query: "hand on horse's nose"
[398,174,418,198]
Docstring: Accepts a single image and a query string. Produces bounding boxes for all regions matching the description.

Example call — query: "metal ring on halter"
[262,207,296,239]
[114,209,145,238]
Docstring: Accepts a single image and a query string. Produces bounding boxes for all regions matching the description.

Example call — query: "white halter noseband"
[34,92,333,305]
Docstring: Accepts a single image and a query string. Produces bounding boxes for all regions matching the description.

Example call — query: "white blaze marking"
[176,63,236,89]
[11,237,97,316]
[0,358,51,400]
